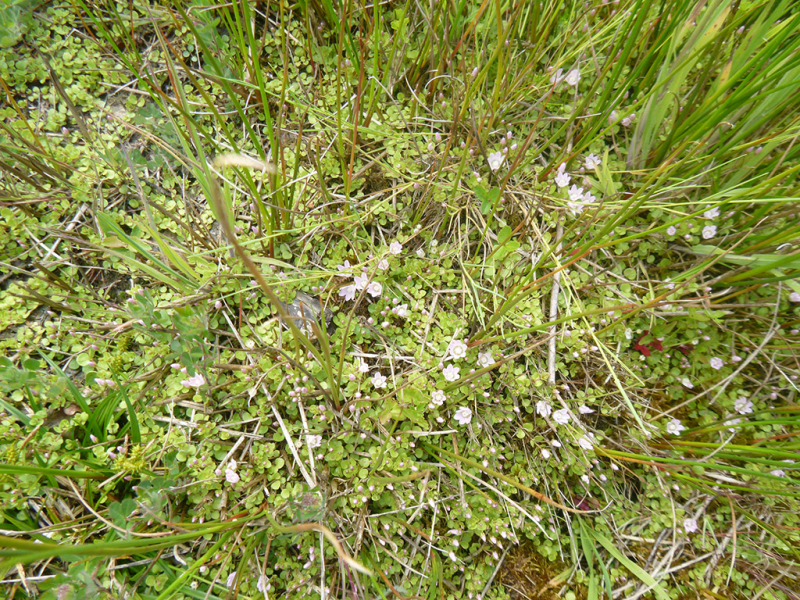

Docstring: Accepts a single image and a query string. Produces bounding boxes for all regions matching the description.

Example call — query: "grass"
[0,0,799,598]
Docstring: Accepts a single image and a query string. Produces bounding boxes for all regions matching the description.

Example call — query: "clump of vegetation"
[1,0,799,599]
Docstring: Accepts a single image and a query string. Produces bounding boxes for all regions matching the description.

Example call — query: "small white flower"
[625,328,633,340]
[585,154,601,170]
[442,364,460,382]
[454,406,472,426]
[621,116,632,127]
[416,248,425,258]
[552,409,571,425]
[389,241,403,255]
[536,401,552,417]
[577,436,593,450]
[257,576,270,593]
[367,281,383,298]
[372,372,387,388]
[337,260,351,273]
[395,304,408,318]
[431,390,446,406]
[541,449,551,460]
[770,469,786,477]
[487,151,505,171]
[681,377,694,389]
[448,339,468,360]
[789,292,800,303]
[582,190,597,204]
[554,171,571,188]
[703,207,720,219]
[578,405,595,415]
[709,357,724,370]
[226,571,238,588]
[702,225,717,239]
[565,69,580,86]
[568,184,584,202]
[477,351,494,368]
[734,397,753,415]
[378,259,389,270]
[354,273,369,290]
[307,434,322,448]
[339,284,356,301]
[666,418,686,436]
[356,358,370,373]
[683,518,698,534]
[667,225,676,236]
[180,373,205,388]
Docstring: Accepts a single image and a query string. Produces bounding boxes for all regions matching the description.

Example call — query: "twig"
[548,222,564,386]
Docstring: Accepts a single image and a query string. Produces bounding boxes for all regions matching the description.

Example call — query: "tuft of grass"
[1,0,799,598]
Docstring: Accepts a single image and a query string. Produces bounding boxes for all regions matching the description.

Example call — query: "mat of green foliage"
[1,0,799,599]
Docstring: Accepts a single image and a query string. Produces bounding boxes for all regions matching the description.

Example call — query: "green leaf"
[592,530,670,600]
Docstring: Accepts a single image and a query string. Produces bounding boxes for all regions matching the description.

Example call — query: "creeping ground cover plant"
[1,0,799,599]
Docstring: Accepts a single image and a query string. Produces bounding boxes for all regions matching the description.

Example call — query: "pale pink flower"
[702,225,717,239]
[552,409,571,425]
[487,151,505,171]
[554,171,571,188]
[683,518,698,534]
[681,377,693,389]
[372,372,387,388]
[431,390,446,406]
[337,260,352,273]
[667,225,676,236]
[565,69,580,86]
[339,284,356,301]
[536,400,552,417]
[568,185,584,202]
[378,259,389,270]
[181,373,205,388]
[477,351,494,368]
[577,436,593,450]
[225,460,240,484]
[442,364,460,382]
[448,339,468,360]
[354,273,369,290]
[454,406,472,426]
[703,207,719,219]
[734,397,753,415]
[709,357,724,370]
[578,405,594,415]
[226,571,238,588]
[666,418,685,436]
[389,241,403,255]
[395,304,408,318]
[567,201,584,216]
[585,154,601,169]
[789,292,800,303]
[582,190,597,204]
[367,281,383,298]
[541,448,551,459]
